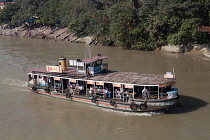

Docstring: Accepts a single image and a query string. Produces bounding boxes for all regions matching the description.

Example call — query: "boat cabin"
[69,54,108,75]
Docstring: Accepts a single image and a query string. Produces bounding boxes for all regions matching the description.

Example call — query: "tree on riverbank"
[0,0,210,49]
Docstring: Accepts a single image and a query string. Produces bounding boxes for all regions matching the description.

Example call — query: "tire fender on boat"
[92,96,97,103]
[110,100,116,106]
[66,93,72,98]
[176,102,181,108]
[130,102,138,111]
[139,103,147,111]
[45,87,50,93]
[32,86,37,91]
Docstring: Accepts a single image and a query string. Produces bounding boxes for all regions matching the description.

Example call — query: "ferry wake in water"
[1,78,28,88]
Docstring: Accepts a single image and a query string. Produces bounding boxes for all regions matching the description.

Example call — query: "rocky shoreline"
[1,24,210,58]
[161,44,210,58]
[0,24,95,45]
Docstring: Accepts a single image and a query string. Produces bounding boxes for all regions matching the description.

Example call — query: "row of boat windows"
[29,75,173,99]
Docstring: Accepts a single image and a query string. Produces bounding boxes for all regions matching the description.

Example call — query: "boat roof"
[81,56,108,64]
[90,71,174,85]
[28,66,174,86]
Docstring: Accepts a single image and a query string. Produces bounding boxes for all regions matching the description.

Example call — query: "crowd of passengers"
[66,84,152,100]
[28,75,173,100]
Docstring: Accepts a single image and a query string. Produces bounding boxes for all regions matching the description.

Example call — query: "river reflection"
[0,36,210,140]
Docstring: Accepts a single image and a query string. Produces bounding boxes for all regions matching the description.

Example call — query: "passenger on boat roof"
[142,88,148,99]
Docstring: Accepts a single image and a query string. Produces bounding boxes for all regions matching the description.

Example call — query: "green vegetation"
[0,0,210,49]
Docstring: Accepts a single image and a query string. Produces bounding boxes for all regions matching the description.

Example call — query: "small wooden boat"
[27,54,181,112]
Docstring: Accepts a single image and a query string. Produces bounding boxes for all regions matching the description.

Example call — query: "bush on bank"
[0,0,210,50]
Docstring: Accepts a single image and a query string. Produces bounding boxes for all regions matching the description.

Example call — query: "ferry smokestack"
[58,57,67,71]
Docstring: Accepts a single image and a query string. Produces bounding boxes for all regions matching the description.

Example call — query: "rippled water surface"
[0,36,210,140]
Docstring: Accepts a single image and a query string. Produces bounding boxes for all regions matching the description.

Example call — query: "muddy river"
[0,36,210,140]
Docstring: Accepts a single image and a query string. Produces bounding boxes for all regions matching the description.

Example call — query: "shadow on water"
[165,95,208,114]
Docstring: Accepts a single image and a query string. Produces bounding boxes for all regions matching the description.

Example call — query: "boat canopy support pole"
[62,78,64,93]
[112,84,114,100]
[86,81,87,97]
[122,85,124,102]
[54,78,56,91]
[158,85,160,99]
[133,87,134,99]
[94,81,96,96]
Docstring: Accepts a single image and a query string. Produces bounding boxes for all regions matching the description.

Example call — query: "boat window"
[104,83,113,98]
[160,86,172,93]
[49,77,54,87]
[28,74,32,81]
[34,75,37,79]
[123,88,134,99]
[77,80,86,96]
[95,60,102,67]
[88,63,94,67]
[62,79,69,90]
[149,86,158,95]
[55,80,62,92]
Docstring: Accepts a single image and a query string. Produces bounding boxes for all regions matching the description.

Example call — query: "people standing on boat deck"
[48,78,51,87]
[125,90,129,102]
[117,90,121,99]
[79,85,84,95]
[107,90,111,98]
[89,87,93,95]
[115,89,119,98]
[103,88,108,99]
[75,84,79,95]
[142,88,148,99]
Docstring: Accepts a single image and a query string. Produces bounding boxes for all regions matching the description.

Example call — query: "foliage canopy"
[0,0,210,49]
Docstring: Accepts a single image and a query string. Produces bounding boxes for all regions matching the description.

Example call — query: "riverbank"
[0,24,95,45]
[161,44,210,58]
[1,24,210,58]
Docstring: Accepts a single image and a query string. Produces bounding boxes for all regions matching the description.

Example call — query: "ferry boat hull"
[28,86,180,112]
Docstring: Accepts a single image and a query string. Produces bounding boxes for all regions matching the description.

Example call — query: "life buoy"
[139,103,147,111]
[110,100,116,106]
[130,102,138,111]
[92,96,97,103]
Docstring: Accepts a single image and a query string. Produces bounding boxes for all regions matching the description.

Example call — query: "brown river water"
[0,36,210,140]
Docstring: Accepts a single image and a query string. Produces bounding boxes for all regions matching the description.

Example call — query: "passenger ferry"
[27,54,181,112]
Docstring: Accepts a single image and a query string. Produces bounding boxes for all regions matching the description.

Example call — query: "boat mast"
[37,59,39,68]
[173,67,176,81]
